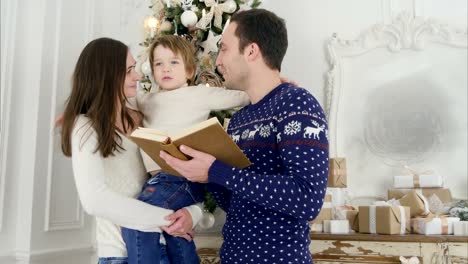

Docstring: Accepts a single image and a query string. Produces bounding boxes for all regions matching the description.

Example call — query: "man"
[160,8,329,263]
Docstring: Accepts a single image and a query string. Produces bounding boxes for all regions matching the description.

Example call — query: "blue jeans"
[122,173,204,264]
[97,244,169,264]
[97,257,128,264]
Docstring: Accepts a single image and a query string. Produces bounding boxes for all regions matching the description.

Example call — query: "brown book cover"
[130,117,251,177]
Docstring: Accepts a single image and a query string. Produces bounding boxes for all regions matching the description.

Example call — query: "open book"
[130,117,251,177]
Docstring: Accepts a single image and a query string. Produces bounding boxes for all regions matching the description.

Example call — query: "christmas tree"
[137,0,261,90]
[137,0,261,214]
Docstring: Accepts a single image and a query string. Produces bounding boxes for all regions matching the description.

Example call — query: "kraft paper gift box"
[347,210,359,232]
[310,194,332,224]
[398,190,430,217]
[411,215,460,235]
[453,221,468,236]
[359,205,410,235]
[323,220,350,234]
[388,188,452,204]
[333,205,359,231]
[328,158,347,187]
[393,174,444,188]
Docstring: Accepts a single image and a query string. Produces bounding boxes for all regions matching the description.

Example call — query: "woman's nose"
[134,71,142,81]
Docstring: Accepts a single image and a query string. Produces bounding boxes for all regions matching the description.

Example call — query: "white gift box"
[411,217,460,235]
[453,221,468,236]
[309,223,323,233]
[393,174,444,188]
[324,220,350,234]
[327,187,346,207]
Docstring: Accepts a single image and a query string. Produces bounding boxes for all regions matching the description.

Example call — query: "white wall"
[0,0,466,263]
[1,0,97,263]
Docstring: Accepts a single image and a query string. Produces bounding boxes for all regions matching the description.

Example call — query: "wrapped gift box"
[411,216,460,235]
[359,205,410,235]
[327,187,346,207]
[398,190,430,217]
[393,174,444,188]
[310,194,332,224]
[309,223,323,233]
[347,210,359,232]
[453,221,468,236]
[333,205,359,231]
[328,158,347,187]
[324,220,350,234]
[388,188,452,204]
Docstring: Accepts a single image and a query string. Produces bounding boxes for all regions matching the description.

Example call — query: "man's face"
[216,22,249,90]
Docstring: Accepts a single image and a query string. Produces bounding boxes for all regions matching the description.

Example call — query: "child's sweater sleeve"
[208,109,329,221]
[202,86,250,110]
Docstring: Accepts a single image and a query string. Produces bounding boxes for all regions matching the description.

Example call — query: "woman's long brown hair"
[61,38,137,158]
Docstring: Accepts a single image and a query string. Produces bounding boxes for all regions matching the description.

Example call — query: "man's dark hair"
[230,8,288,71]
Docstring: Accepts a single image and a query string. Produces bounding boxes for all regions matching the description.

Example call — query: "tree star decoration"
[200,30,222,54]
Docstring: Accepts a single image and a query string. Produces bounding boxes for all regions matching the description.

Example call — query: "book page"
[131,129,169,143]
[172,117,220,142]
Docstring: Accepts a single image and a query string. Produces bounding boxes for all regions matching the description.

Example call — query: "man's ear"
[245,43,261,62]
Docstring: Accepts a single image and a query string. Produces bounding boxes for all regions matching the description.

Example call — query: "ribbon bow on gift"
[402,164,434,188]
[196,0,236,29]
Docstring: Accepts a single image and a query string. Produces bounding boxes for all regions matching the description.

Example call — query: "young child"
[121,35,250,264]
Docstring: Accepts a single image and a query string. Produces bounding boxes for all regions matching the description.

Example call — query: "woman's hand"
[54,112,64,128]
[161,208,194,241]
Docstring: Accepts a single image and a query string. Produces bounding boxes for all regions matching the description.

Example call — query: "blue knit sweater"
[208,83,329,264]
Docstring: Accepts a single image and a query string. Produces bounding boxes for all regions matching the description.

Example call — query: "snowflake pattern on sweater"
[208,83,329,264]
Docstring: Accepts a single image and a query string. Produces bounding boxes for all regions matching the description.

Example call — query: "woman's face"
[124,51,141,98]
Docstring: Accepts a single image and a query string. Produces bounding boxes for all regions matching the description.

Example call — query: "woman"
[60,38,201,264]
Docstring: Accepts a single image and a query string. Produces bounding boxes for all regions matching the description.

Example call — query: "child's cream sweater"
[134,85,250,172]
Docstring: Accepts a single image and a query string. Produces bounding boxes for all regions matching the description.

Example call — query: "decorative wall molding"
[121,0,146,27]
[325,10,468,125]
[413,0,425,17]
[324,10,467,199]
[44,0,89,232]
[11,245,94,264]
[0,0,18,233]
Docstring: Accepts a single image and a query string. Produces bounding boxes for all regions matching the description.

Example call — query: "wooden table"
[195,233,468,263]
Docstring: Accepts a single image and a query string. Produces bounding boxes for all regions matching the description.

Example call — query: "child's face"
[152,45,191,91]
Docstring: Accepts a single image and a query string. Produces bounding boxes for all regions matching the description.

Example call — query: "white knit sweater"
[71,115,202,257]
[134,85,250,172]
